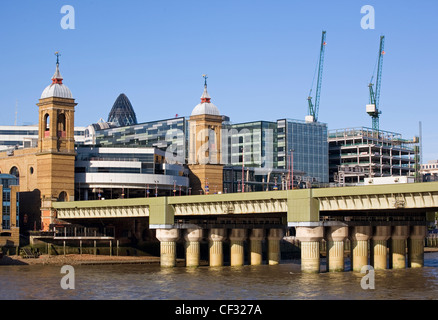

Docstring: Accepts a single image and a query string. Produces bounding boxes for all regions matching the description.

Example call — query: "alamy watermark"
[60,5,75,30]
[60,265,75,290]
[360,265,375,290]
[361,5,375,30]
[164,124,275,177]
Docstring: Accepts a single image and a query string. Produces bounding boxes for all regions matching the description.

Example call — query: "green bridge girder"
[53,182,438,228]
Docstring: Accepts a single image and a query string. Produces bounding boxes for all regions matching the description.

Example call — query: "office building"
[0,174,20,247]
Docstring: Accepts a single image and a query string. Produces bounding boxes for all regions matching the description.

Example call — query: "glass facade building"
[74,146,189,200]
[0,125,86,151]
[222,121,278,170]
[90,116,329,190]
[1,174,19,230]
[277,119,328,184]
[94,117,187,164]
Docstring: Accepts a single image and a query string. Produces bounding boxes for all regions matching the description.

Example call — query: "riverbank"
[2,247,438,266]
[0,254,164,266]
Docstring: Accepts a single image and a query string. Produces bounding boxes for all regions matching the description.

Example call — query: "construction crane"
[306,30,327,123]
[366,35,385,134]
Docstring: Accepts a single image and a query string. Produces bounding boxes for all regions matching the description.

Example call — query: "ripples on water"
[1,253,438,300]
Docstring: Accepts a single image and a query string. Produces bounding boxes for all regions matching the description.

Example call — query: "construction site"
[328,127,419,186]
[304,33,421,187]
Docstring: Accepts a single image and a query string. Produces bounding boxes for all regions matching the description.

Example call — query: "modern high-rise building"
[277,119,328,185]
[107,93,138,127]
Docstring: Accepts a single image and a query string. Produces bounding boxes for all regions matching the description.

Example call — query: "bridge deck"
[53,182,438,227]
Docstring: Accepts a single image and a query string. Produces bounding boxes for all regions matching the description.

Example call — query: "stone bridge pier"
[155,224,428,272]
[155,227,286,267]
[293,224,428,273]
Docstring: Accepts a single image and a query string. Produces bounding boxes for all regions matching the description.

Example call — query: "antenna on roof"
[14,100,18,126]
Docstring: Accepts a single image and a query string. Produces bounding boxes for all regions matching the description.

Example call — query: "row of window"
[422,164,438,169]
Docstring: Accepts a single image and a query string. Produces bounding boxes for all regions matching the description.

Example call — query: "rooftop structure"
[191,76,220,117]
[41,53,73,99]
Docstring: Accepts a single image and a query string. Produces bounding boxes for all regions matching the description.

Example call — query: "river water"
[1,252,438,300]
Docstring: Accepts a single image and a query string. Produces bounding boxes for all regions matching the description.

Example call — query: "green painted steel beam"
[287,189,320,223]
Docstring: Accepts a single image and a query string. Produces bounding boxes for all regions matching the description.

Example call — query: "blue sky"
[0,0,437,162]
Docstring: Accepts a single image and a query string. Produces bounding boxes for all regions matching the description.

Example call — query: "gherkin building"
[107,93,138,127]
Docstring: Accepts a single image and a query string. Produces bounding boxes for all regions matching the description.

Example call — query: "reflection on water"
[0,253,438,300]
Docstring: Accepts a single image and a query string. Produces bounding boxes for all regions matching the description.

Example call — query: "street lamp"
[289,149,294,190]
[154,180,158,197]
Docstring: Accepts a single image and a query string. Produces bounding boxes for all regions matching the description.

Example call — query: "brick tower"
[36,53,77,230]
[188,75,223,195]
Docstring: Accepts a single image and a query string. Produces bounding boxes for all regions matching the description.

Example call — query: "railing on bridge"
[51,225,115,239]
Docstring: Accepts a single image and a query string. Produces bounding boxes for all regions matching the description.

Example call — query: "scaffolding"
[329,127,419,186]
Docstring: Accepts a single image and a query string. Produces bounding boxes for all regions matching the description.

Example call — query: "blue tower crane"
[366,35,385,134]
[307,30,327,123]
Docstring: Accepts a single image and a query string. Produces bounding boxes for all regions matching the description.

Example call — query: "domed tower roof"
[107,93,138,127]
[41,52,73,99]
[191,75,220,117]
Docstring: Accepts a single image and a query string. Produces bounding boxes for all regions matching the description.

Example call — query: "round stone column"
[296,226,324,273]
[184,228,203,267]
[156,228,180,267]
[209,228,226,267]
[326,226,348,272]
[350,226,372,272]
[408,225,427,268]
[229,229,246,266]
[267,228,284,265]
[249,229,264,265]
[391,226,408,269]
[372,226,391,270]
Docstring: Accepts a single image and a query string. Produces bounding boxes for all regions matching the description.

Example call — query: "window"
[9,167,19,184]
[58,191,68,202]
[3,191,10,202]
[44,114,50,131]
[2,205,10,215]
[57,113,66,132]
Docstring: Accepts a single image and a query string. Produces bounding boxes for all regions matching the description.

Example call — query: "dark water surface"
[1,252,438,300]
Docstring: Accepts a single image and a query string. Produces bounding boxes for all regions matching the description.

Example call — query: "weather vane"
[202,74,208,87]
[55,51,61,65]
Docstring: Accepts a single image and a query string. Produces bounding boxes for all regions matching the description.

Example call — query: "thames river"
[1,252,438,300]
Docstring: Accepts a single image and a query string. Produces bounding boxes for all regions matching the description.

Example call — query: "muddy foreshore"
[0,254,162,266]
[2,248,438,266]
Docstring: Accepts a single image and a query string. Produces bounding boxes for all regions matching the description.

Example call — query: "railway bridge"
[53,182,438,272]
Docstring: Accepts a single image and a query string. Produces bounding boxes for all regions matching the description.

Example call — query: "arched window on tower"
[9,166,19,185]
[58,191,68,202]
[44,114,50,137]
[57,113,66,138]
